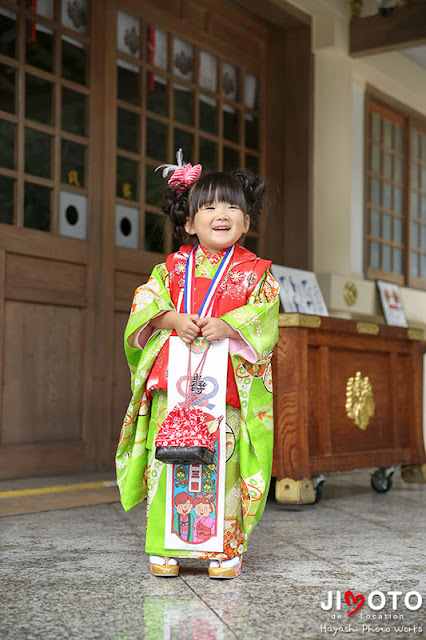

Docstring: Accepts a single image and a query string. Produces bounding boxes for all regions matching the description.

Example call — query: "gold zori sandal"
[150,556,179,577]
[208,556,243,580]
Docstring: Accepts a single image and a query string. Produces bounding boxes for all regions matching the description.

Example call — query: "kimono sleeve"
[124,263,175,374]
[220,269,280,363]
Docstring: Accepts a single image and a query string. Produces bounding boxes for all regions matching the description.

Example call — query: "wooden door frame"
[228,0,314,269]
[97,0,314,471]
[89,0,110,469]
[0,0,108,478]
[265,23,314,270]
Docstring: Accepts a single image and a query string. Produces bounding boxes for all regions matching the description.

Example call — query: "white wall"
[275,0,426,459]
[350,82,364,277]
[277,0,426,328]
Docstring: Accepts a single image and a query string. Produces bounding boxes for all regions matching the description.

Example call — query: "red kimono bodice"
[146,243,271,408]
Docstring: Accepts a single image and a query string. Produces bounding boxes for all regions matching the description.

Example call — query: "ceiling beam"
[350,2,426,56]
[225,0,311,30]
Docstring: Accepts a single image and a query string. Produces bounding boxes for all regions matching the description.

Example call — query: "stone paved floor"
[1,469,425,640]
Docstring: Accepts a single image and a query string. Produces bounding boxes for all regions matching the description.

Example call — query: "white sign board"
[271,265,329,316]
[376,280,408,327]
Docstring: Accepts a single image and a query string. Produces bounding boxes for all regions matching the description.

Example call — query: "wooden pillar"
[265,26,313,270]
[401,341,426,483]
[272,327,315,503]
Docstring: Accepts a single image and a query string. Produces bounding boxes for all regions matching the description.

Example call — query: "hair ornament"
[155,148,202,193]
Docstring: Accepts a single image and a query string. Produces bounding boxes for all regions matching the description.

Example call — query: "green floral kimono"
[116,244,279,559]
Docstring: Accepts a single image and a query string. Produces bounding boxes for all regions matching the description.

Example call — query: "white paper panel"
[244,73,257,110]
[35,0,54,18]
[0,9,16,19]
[150,27,167,70]
[173,38,193,80]
[59,190,87,240]
[222,62,238,101]
[61,0,87,33]
[117,10,140,57]
[199,51,216,92]
[115,204,139,249]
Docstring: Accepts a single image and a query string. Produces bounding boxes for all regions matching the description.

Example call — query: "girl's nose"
[216,211,229,220]
[216,204,229,216]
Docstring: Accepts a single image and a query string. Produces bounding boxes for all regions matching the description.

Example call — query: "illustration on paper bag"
[171,417,221,546]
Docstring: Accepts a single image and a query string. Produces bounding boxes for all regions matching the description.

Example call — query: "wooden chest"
[271,313,426,503]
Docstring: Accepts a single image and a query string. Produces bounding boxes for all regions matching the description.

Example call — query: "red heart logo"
[344,590,365,616]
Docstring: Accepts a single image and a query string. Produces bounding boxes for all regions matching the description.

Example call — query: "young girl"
[116,154,279,579]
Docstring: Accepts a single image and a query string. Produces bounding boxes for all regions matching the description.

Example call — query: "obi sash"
[196,520,212,539]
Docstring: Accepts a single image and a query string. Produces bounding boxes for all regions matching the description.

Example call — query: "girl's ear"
[185,217,195,235]
[243,214,250,233]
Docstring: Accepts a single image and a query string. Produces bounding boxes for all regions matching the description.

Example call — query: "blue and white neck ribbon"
[184,244,235,318]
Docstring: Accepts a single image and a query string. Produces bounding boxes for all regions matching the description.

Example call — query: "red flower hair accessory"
[168,163,202,190]
[155,148,202,193]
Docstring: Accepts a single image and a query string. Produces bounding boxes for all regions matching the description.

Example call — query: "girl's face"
[184,201,250,254]
[194,502,212,517]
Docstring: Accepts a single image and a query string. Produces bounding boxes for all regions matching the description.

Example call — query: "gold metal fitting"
[356,322,379,335]
[407,328,424,341]
[400,464,426,484]
[343,281,358,307]
[349,0,364,17]
[275,477,315,504]
[278,313,321,329]
[346,371,375,431]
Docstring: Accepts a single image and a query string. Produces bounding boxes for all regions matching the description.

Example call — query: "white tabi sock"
[209,556,240,569]
[149,555,178,566]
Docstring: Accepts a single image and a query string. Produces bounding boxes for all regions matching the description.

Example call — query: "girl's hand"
[174,313,200,343]
[150,311,200,344]
[197,317,239,341]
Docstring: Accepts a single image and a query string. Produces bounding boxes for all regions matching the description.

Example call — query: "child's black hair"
[162,169,265,241]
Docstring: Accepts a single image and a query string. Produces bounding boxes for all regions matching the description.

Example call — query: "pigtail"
[162,184,190,240]
[229,169,265,225]
[158,149,202,241]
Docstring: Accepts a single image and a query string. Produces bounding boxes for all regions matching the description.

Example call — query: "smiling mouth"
[213,226,230,231]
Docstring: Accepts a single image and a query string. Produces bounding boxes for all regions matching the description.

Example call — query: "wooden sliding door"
[0,0,311,478]
[0,0,107,477]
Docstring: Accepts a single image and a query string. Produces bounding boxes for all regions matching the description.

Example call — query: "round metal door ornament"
[343,281,358,307]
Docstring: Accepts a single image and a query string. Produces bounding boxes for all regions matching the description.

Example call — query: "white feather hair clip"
[155,148,184,179]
